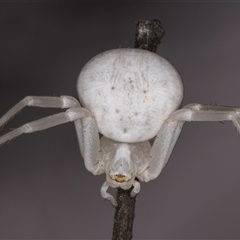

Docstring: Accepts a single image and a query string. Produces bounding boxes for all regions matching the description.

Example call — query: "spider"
[0,48,240,207]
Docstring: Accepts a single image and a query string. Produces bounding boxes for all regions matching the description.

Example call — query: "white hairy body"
[77,49,183,142]
[1,48,240,207]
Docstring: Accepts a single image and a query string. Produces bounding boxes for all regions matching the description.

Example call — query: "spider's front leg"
[139,103,240,182]
[74,116,115,205]
[74,116,104,176]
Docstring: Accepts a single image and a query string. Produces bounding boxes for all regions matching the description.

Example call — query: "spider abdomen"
[77,48,183,142]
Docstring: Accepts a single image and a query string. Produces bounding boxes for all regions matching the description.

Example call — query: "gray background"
[1,2,240,239]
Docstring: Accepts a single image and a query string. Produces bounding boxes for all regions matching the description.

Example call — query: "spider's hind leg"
[0,106,90,145]
[0,95,79,128]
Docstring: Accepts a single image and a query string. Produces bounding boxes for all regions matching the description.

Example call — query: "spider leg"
[101,181,118,207]
[75,115,104,175]
[182,103,240,132]
[140,103,240,182]
[0,95,79,127]
[0,107,90,145]
[139,120,184,182]
[130,180,141,197]
[0,95,104,176]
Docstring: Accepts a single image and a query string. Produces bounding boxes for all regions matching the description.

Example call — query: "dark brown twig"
[134,19,165,52]
[112,19,165,240]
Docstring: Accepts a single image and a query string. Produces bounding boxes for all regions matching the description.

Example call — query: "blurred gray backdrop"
[1,2,240,239]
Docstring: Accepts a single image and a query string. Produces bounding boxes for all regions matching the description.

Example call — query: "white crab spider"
[1,48,240,207]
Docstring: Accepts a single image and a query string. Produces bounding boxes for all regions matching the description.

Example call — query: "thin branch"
[112,19,165,240]
[134,19,165,52]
